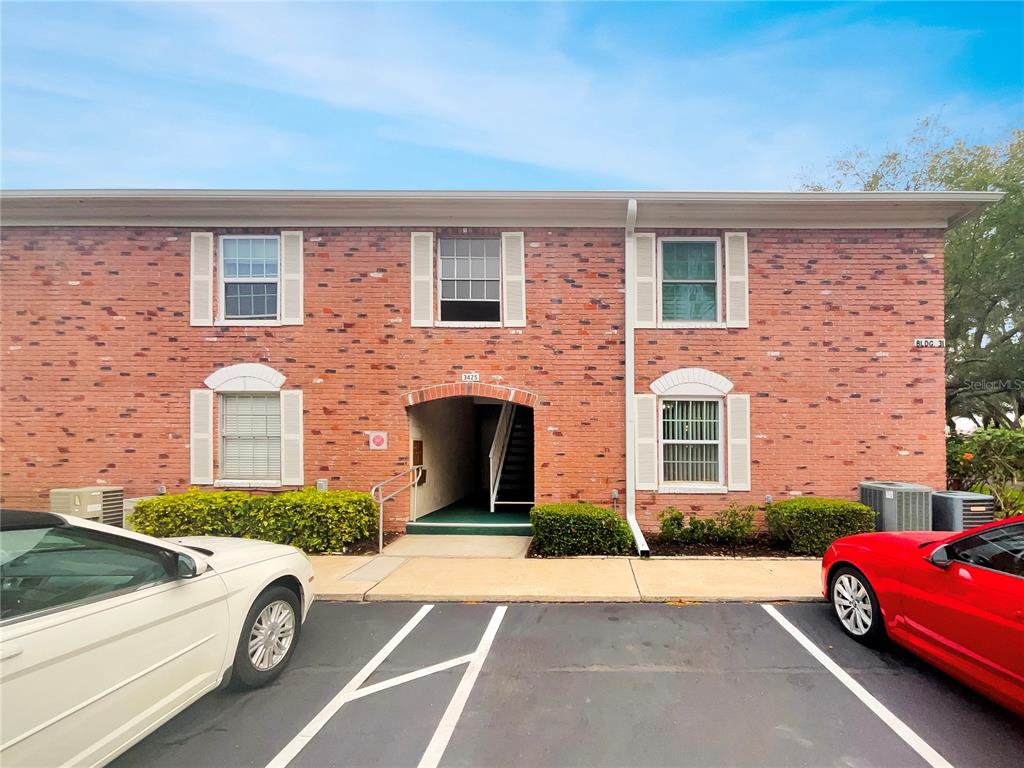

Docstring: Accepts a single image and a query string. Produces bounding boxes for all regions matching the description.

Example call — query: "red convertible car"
[822,516,1024,718]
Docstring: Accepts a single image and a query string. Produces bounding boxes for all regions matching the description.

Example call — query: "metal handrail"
[371,465,424,553]
[488,402,516,512]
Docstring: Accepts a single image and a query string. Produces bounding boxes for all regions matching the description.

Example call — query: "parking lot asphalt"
[113,601,1024,768]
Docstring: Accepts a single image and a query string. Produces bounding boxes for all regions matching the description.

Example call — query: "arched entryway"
[403,383,538,535]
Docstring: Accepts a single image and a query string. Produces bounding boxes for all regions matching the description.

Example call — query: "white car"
[0,509,315,767]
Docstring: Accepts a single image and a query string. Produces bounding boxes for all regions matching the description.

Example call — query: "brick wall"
[634,228,946,529]
[0,225,945,532]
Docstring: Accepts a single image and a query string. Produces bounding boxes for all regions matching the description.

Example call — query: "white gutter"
[623,198,650,557]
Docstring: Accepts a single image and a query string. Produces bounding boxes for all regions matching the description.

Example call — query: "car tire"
[229,585,302,689]
[829,566,885,645]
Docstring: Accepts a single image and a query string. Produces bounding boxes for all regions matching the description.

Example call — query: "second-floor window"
[660,239,720,323]
[438,237,501,323]
[220,236,280,322]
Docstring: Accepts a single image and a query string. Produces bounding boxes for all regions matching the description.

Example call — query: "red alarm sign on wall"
[368,431,388,450]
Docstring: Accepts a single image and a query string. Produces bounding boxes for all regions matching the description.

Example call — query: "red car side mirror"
[928,544,953,568]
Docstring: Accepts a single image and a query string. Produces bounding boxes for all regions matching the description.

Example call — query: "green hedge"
[659,504,757,546]
[128,488,377,554]
[530,503,634,556]
[765,498,875,556]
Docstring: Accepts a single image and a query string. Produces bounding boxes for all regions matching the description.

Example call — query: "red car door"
[899,520,1024,713]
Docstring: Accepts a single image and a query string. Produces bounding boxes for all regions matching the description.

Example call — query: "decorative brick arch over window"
[649,367,733,398]
[204,363,286,392]
[402,382,540,408]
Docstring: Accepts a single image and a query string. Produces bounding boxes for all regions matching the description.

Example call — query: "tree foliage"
[803,120,1023,428]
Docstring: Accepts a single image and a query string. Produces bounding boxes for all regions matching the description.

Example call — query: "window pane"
[662,400,719,442]
[484,281,500,300]
[441,280,455,299]
[663,443,719,483]
[439,238,455,258]
[471,280,485,299]
[224,283,278,320]
[440,300,501,322]
[1,526,172,619]
[223,238,279,283]
[455,239,471,258]
[662,282,717,322]
[470,259,485,278]
[221,394,282,481]
[485,257,500,279]
[440,258,455,279]
[485,239,500,259]
[456,259,471,278]
[456,280,471,299]
[470,239,488,259]
[663,241,716,280]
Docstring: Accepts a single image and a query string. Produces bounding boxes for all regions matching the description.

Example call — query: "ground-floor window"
[220,393,282,481]
[661,398,721,484]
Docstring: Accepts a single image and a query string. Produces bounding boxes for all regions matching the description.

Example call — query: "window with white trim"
[659,239,720,323]
[220,236,280,322]
[438,237,501,323]
[219,393,281,481]
[661,398,722,484]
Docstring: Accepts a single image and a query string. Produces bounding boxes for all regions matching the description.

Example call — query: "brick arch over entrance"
[402,382,540,408]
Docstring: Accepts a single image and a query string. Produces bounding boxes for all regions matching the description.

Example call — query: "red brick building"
[0,191,999,550]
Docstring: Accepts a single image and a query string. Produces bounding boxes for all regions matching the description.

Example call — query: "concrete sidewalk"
[308,552,822,603]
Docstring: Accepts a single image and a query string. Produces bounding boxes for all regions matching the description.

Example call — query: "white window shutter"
[502,231,526,327]
[190,233,214,326]
[280,390,304,486]
[724,232,749,328]
[727,394,751,491]
[635,394,658,490]
[634,233,657,328]
[189,389,214,485]
[280,231,305,325]
[410,232,434,327]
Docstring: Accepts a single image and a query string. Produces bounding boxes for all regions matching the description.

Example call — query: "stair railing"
[370,465,424,553]
[488,402,516,512]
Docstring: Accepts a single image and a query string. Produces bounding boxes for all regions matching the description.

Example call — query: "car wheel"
[229,586,301,689]
[829,566,885,645]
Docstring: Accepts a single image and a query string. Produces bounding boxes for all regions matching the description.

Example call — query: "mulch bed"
[527,534,803,558]
[339,531,404,555]
[646,534,802,558]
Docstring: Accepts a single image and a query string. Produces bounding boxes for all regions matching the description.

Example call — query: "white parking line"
[418,605,507,768]
[265,604,434,768]
[761,604,954,768]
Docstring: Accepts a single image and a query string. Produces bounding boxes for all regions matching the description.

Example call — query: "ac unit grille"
[859,481,934,532]
[101,488,125,527]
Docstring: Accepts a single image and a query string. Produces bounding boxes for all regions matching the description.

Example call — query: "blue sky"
[2,1,1021,190]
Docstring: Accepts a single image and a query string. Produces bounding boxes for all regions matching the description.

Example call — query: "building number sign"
[461,372,481,382]
[914,338,945,348]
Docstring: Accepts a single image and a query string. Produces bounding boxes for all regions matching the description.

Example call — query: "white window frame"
[434,235,504,328]
[216,392,283,488]
[217,234,282,326]
[658,395,727,494]
[657,237,724,328]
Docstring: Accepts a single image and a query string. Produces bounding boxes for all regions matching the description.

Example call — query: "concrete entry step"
[408,495,533,536]
[382,535,531,558]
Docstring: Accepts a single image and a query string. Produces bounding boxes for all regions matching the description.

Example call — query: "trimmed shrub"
[127,489,251,538]
[658,504,757,546]
[128,488,377,554]
[530,503,634,556]
[765,498,875,556]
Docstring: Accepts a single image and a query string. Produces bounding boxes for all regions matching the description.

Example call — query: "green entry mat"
[407,496,533,536]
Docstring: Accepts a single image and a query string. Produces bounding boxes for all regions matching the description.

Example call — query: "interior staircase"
[494,406,534,514]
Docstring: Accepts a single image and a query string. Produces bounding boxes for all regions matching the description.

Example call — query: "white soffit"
[0,189,1003,229]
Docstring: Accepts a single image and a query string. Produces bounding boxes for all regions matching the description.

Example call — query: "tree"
[802,121,1023,429]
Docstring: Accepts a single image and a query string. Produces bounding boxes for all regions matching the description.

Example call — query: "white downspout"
[623,198,650,557]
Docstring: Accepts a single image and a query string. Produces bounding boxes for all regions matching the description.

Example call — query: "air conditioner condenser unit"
[932,490,996,532]
[858,481,933,532]
[50,486,125,527]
